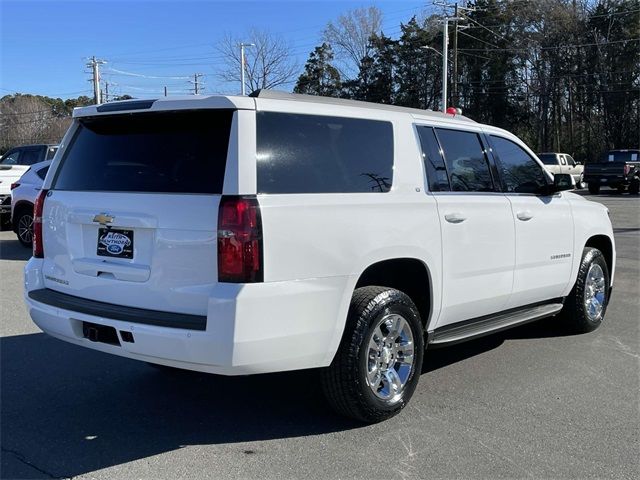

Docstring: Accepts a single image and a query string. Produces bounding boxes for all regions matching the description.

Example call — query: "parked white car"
[10,160,51,247]
[24,92,615,423]
[1,144,57,226]
[538,152,586,188]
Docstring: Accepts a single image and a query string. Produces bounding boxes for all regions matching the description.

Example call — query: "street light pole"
[440,17,463,112]
[239,42,255,96]
[442,20,449,113]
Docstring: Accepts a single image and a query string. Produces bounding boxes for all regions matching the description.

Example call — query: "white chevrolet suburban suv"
[24,91,615,423]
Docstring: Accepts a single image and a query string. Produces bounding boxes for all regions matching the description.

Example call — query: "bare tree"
[218,29,299,94]
[322,6,383,79]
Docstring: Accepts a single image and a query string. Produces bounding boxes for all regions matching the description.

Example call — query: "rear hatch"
[41,109,233,316]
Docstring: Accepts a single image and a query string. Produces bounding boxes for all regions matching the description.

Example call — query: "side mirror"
[553,173,574,192]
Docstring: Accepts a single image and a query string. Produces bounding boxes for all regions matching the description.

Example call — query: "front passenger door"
[488,135,574,308]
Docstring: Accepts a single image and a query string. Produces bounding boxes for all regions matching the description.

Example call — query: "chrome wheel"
[366,313,415,403]
[17,213,34,244]
[584,263,606,321]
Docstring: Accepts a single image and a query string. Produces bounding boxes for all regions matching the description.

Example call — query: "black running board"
[429,302,563,346]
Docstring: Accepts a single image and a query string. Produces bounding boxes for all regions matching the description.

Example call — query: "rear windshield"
[537,154,557,165]
[599,150,639,162]
[52,110,232,193]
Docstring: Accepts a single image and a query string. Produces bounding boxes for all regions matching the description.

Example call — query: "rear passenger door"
[488,135,573,307]
[417,126,515,328]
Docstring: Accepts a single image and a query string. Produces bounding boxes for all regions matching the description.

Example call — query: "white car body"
[24,92,615,378]
[10,160,51,245]
[0,145,57,195]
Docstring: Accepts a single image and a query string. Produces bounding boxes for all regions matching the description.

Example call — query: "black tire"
[577,173,586,190]
[14,206,34,248]
[629,177,640,195]
[588,183,600,194]
[321,286,424,423]
[561,247,610,334]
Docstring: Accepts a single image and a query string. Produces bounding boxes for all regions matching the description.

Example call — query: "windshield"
[52,110,233,194]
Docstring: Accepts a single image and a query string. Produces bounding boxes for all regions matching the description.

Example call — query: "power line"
[459,38,639,52]
[103,67,191,80]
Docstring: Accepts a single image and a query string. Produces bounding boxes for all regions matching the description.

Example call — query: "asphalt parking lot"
[1,192,638,480]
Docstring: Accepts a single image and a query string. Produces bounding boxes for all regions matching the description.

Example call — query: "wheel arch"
[585,234,614,276]
[354,257,433,331]
[12,200,34,215]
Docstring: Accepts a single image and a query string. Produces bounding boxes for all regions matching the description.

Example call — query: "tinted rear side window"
[53,110,232,193]
[416,126,450,191]
[36,166,50,180]
[256,112,393,193]
[435,128,494,192]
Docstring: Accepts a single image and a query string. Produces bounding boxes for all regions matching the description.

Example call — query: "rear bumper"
[584,174,628,186]
[24,257,352,375]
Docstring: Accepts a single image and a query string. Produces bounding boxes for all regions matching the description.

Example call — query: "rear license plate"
[97,228,134,259]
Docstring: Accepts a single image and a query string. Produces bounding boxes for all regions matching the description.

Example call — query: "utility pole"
[190,73,203,95]
[86,56,106,105]
[104,81,109,103]
[239,42,255,95]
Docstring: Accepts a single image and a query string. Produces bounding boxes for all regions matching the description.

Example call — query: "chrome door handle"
[516,210,534,221]
[444,212,467,224]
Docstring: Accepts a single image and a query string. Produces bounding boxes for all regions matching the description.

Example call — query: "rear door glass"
[52,110,233,193]
[435,128,494,192]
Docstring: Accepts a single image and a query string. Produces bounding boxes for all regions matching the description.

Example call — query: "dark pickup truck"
[584,149,640,194]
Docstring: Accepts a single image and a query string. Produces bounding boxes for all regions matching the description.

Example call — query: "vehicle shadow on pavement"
[422,317,576,373]
[0,333,362,479]
[0,238,31,261]
[1,318,577,479]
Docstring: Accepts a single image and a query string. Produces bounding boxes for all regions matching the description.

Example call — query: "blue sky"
[1,0,429,99]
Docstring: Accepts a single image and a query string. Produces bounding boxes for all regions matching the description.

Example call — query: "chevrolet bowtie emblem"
[93,213,114,225]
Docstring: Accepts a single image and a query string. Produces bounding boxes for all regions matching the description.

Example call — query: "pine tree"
[294,43,342,97]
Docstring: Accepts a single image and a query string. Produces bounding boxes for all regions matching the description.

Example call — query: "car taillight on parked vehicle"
[33,189,48,258]
[217,196,263,283]
[10,182,20,190]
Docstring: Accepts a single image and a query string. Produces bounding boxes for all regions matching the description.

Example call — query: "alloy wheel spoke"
[384,369,402,394]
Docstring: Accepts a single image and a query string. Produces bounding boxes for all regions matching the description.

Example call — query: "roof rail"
[249,89,474,122]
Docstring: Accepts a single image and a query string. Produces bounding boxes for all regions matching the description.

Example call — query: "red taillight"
[217,196,263,283]
[33,189,48,258]
[10,182,20,190]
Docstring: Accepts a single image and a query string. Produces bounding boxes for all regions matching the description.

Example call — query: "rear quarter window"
[256,112,393,193]
[36,166,50,180]
[52,110,232,194]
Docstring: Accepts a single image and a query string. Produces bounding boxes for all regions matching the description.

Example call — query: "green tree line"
[295,0,640,162]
